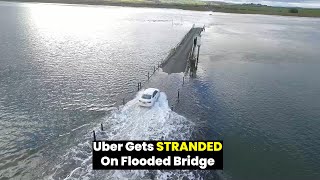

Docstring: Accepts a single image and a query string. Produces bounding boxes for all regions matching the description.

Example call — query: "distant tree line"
[289,8,299,13]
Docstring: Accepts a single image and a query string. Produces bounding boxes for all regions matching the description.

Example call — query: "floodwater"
[0,2,320,180]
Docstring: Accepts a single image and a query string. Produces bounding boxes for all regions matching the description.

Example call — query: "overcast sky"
[206,0,320,8]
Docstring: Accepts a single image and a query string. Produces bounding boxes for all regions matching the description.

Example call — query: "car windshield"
[142,94,152,99]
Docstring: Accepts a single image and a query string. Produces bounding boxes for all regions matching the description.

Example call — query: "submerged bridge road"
[162,27,203,74]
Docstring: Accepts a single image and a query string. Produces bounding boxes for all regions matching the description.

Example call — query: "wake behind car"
[139,88,160,107]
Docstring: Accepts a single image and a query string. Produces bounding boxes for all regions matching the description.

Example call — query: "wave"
[46,91,202,180]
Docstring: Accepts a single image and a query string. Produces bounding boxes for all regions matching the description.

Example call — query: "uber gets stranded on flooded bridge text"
[92,141,223,170]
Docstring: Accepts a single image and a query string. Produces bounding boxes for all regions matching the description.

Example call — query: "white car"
[139,88,160,107]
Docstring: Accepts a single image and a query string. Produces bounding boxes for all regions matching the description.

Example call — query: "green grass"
[212,4,320,17]
[6,0,320,17]
[102,0,320,17]
[159,0,205,5]
[103,0,204,5]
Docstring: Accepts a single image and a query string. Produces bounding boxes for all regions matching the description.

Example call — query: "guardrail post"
[101,123,104,131]
[171,105,173,111]
[154,66,156,73]
[197,45,201,63]
[177,90,180,101]
[93,130,96,141]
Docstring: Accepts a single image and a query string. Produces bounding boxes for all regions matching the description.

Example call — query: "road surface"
[162,27,203,74]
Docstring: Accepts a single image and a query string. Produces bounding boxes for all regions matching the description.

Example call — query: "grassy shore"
[4,0,320,17]
[210,3,320,17]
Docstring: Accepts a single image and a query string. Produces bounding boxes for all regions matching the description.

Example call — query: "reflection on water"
[194,15,320,180]
[147,12,320,180]
[1,1,320,180]
[0,2,198,179]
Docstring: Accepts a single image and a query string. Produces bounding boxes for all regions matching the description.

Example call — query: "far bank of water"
[0,2,320,179]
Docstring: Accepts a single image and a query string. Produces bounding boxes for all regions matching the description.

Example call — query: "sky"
[205,0,320,8]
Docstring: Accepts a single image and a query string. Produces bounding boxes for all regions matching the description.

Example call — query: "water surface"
[0,2,320,180]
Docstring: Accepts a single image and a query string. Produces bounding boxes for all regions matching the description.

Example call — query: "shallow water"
[0,2,320,180]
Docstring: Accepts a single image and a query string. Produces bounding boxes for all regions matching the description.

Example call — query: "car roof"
[143,88,159,95]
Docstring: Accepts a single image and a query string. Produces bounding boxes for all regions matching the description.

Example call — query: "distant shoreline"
[2,0,320,17]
